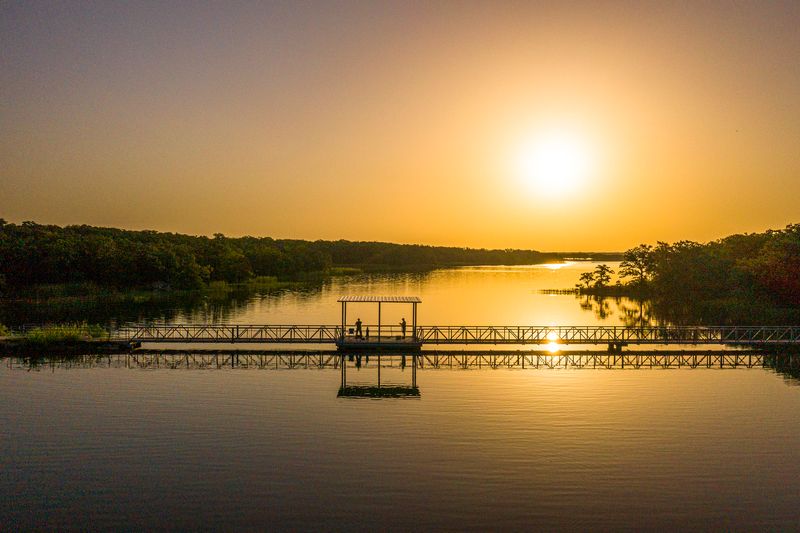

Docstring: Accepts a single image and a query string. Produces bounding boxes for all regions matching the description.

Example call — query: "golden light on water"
[545,330,561,353]
[541,262,575,271]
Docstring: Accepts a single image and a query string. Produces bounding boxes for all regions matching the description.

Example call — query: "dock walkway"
[117,324,800,351]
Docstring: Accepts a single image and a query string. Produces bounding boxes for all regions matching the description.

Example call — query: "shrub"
[23,322,108,344]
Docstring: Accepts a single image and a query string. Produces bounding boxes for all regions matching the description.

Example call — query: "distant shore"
[0,219,621,294]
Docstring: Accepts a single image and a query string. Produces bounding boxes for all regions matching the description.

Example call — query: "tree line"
[577,224,800,323]
[0,219,614,291]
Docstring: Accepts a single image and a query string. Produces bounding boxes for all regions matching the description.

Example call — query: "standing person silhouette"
[400,318,407,338]
[355,318,363,339]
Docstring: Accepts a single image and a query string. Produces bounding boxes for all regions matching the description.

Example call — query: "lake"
[169,262,635,326]
[2,263,800,530]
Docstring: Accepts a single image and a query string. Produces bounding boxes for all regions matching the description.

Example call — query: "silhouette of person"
[365,326,370,339]
[400,318,407,338]
[355,318,362,339]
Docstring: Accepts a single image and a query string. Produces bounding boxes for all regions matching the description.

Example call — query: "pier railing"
[117,324,800,346]
[416,325,800,345]
[119,324,342,343]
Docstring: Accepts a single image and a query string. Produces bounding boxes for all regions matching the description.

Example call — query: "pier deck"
[116,324,800,350]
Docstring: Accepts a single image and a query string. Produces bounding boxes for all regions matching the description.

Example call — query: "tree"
[619,244,654,285]
[649,240,729,298]
[577,271,595,289]
[593,264,614,288]
[740,226,800,305]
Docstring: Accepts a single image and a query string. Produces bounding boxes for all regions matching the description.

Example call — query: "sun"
[513,131,594,198]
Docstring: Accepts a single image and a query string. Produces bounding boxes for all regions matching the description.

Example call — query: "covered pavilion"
[336,295,422,351]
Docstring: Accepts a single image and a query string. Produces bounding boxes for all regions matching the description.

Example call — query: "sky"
[2,1,799,251]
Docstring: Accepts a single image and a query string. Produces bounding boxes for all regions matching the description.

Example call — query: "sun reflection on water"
[540,261,575,270]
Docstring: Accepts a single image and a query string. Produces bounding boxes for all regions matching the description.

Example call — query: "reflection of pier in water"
[8,352,800,389]
[8,351,800,372]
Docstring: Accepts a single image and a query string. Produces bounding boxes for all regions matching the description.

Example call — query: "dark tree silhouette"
[577,271,595,289]
[575,224,800,324]
[619,244,654,285]
[593,264,614,288]
[1,220,603,290]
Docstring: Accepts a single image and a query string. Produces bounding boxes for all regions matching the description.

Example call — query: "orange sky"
[2,2,799,251]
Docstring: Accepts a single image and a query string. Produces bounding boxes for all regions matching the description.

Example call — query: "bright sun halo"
[514,131,594,198]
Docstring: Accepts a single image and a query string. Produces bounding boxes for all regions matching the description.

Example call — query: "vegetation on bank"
[574,224,800,324]
[0,219,620,292]
[0,322,109,344]
[22,322,109,344]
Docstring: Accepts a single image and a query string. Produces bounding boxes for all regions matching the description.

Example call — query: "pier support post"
[341,301,346,342]
[607,342,624,354]
[412,303,417,342]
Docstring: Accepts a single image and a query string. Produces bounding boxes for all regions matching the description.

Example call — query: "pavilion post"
[341,302,346,341]
[412,302,417,341]
[337,296,421,349]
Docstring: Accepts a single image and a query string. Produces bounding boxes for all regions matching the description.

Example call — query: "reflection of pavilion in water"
[338,354,419,398]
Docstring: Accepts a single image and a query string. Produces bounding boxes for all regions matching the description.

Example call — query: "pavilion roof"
[337,295,421,303]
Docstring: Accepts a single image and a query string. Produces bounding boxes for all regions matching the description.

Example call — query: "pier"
[109,294,800,351]
[118,324,800,350]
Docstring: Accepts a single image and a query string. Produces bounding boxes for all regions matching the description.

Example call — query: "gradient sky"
[2,1,799,250]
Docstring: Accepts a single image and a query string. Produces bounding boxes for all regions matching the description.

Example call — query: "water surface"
[2,357,799,530]
[3,265,799,530]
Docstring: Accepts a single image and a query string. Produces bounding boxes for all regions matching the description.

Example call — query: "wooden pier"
[117,324,800,351]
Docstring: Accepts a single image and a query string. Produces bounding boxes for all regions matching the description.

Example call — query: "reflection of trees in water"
[578,292,725,326]
[578,294,615,321]
[617,299,658,327]
[0,282,326,328]
[640,296,799,326]
[575,291,798,327]
[575,287,800,327]
[328,271,433,296]
[0,270,436,328]
[763,353,800,386]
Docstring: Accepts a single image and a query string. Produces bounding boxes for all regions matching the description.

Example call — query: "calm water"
[3,265,800,530]
[173,262,634,326]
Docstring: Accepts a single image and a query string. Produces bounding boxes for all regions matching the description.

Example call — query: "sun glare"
[545,341,561,353]
[541,261,574,270]
[514,131,594,198]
